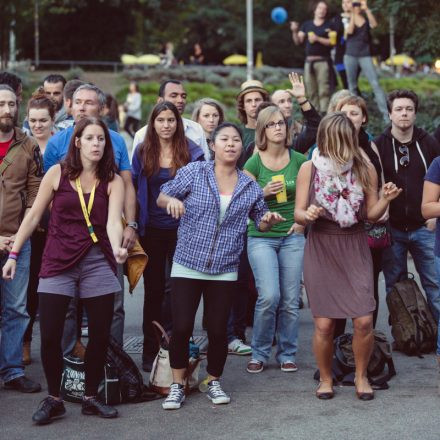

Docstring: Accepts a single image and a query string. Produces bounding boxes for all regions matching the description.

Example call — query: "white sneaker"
[162,383,185,410]
[228,339,252,356]
[207,380,231,405]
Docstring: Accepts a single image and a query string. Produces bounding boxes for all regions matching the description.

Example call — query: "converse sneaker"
[162,383,185,410]
[228,339,252,356]
[207,380,230,405]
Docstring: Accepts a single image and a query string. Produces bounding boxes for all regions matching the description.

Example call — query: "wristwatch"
[127,221,138,231]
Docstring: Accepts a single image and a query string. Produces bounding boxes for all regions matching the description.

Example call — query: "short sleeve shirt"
[244,151,307,237]
[300,19,334,57]
[424,157,440,256]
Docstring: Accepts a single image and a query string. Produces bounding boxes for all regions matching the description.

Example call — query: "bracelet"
[298,99,308,106]
[8,254,18,261]
[9,251,19,257]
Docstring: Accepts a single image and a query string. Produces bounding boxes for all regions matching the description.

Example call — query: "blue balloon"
[271,6,288,24]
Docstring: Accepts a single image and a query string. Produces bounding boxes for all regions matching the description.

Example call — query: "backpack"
[314,331,396,389]
[386,274,437,356]
[105,336,160,403]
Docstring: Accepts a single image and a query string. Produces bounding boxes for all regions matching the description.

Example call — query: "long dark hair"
[138,101,190,178]
[63,117,116,182]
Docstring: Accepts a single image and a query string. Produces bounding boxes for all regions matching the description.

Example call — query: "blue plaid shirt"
[161,161,268,274]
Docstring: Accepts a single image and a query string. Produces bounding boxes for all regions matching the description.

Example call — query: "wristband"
[8,253,18,261]
[298,99,308,106]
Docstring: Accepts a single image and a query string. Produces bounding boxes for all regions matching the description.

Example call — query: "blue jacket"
[132,138,204,236]
[161,161,268,274]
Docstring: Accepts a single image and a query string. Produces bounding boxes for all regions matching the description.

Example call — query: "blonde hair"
[327,89,353,113]
[317,112,371,190]
[255,106,291,151]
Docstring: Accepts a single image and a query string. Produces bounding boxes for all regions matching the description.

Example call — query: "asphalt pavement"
[1,259,438,440]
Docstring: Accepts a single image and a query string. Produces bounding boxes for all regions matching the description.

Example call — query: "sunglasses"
[399,145,409,167]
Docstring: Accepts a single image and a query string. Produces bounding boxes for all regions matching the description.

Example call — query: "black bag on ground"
[386,274,437,356]
[313,330,396,389]
[105,336,161,403]
[60,356,85,403]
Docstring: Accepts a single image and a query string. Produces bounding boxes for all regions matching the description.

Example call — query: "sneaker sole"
[81,409,118,418]
[207,395,230,405]
[162,396,185,410]
[33,412,66,425]
[228,350,252,356]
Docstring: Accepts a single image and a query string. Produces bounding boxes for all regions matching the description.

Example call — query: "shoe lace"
[39,397,58,412]
[167,384,184,401]
[209,381,226,397]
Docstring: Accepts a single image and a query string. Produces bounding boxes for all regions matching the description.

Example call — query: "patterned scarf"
[312,148,364,228]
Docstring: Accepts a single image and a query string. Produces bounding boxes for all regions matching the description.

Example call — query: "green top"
[244,150,307,237]
[241,125,255,150]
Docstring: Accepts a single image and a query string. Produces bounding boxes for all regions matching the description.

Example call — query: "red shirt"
[0,138,13,164]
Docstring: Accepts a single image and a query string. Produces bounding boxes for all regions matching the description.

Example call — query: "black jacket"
[374,126,440,231]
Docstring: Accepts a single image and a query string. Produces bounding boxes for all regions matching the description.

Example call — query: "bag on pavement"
[386,274,437,356]
[60,356,86,403]
[149,320,201,396]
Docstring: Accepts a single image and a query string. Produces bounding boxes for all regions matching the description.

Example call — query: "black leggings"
[169,278,234,378]
[39,292,115,397]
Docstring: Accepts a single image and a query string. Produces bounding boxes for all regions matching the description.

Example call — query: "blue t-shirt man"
[425,156,440,257]
[43,125,131,173]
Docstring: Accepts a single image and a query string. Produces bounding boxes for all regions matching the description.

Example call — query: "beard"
[0,112,17,133]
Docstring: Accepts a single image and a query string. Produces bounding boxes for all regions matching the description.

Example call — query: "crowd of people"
[1,9,440,422]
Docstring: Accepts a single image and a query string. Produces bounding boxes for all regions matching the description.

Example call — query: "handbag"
[365,222,391,249]
[149,321,202,396]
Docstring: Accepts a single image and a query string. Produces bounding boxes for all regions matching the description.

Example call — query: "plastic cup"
[329,30,337,46]
[272,175,287,203]
[308,31,315,43]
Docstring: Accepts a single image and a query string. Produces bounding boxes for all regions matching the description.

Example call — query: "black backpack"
[386,275,437,356]
[314,331,396,389]
[105,336,160,403]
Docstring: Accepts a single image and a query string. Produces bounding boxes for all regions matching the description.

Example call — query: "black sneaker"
[207,380,230,405]
[4,376,41,393]
[82,397,118,418]
[162,383,185,410]
[32,396,66,425]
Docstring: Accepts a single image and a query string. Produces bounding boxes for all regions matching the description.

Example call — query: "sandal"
[246,359,264,374]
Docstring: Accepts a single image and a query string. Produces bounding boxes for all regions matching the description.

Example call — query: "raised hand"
[166,197,185,219]
[288,72,306,100]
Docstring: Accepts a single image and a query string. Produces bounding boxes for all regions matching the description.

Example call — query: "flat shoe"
[315,381,334,400]
[356,391,374,401]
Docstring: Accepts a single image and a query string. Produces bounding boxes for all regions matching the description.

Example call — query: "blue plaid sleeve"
[160,161,199,199]
[248,183,268,229]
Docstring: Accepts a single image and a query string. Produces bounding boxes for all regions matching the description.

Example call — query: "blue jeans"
[433,256,440,355]
[0,240,31,382]
[344,54,389,122]
[247,233,305,363]
[382,226,440,323]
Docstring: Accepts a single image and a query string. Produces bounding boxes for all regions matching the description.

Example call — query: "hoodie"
[374,126,440,231]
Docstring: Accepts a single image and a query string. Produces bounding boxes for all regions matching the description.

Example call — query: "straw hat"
[237,79,269,100]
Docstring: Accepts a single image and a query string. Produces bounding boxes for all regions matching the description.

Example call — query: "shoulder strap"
[0,143,20,175]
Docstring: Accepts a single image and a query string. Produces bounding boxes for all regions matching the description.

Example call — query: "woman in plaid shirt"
[157,122,284,410]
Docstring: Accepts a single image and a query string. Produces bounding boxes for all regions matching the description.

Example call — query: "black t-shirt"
[345,20,371,57]
[300,19,334,57]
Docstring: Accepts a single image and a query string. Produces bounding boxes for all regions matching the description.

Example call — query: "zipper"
[206,224,220,269]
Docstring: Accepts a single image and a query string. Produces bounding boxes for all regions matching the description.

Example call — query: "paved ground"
[1,260,439,440]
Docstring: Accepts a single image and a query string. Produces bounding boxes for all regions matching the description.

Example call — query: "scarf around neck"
[311,148,364,228]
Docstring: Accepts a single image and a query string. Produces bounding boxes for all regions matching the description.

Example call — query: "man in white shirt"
[132,80,209,160]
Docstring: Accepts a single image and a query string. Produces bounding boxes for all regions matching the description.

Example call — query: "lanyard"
[75,177,98,243]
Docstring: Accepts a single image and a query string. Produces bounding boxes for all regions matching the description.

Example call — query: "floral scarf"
[312,148,364,228]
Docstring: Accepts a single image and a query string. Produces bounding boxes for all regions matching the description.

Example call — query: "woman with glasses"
[244,104,307,374]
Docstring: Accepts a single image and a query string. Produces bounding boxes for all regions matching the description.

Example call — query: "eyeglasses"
[399,145,409,167]
[265,120,286,129]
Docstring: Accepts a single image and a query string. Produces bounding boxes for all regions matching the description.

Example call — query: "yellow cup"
[272,175,287,203]
[329,30,337,46]
[308,31,315,43]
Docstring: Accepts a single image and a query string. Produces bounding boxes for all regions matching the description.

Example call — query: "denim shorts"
[38,245,121,298]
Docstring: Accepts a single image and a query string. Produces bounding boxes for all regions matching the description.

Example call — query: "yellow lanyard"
[75,177,98,243]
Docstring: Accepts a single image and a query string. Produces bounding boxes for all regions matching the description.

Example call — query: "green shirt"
[244,151,307,237]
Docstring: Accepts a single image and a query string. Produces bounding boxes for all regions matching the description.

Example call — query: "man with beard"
[0,85,42,393]
[0,72,23,105]
[375,89,440,322]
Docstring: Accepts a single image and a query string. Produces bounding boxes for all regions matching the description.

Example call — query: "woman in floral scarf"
[294,112,401,401]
